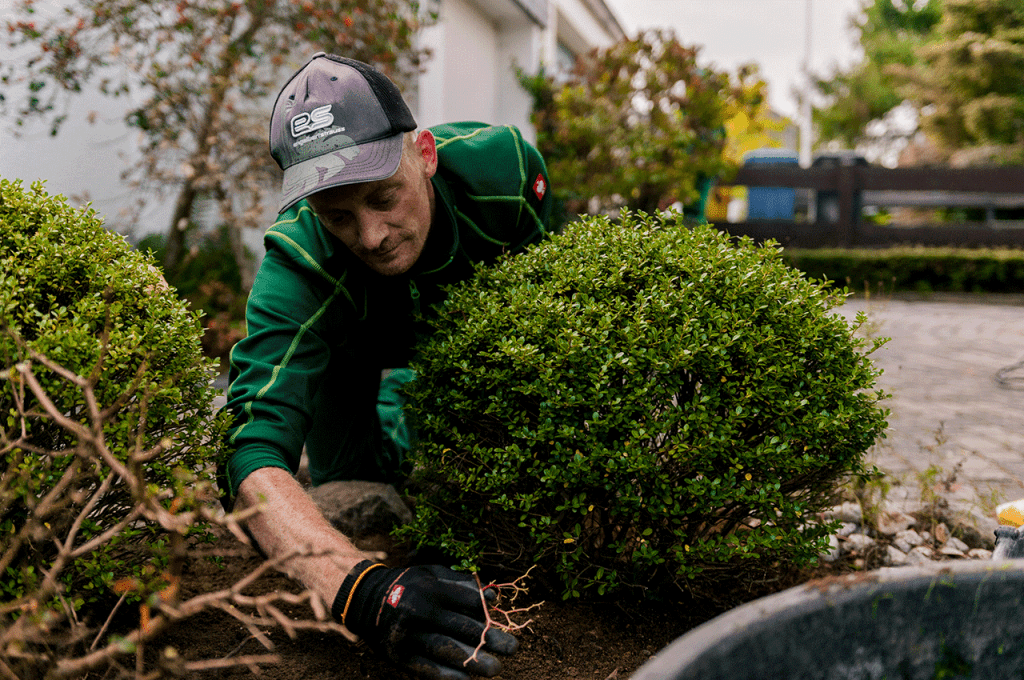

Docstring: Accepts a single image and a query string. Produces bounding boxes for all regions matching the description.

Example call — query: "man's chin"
[365,252,414,276]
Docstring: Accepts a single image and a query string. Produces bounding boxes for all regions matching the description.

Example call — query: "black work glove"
[332,560,518,679]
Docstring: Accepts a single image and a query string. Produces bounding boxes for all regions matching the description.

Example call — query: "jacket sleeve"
[222,212,350,497]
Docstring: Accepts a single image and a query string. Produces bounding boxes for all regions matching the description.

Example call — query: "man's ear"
[415,129,438,179]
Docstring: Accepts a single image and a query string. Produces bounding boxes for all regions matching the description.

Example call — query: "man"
[221,53,553,679]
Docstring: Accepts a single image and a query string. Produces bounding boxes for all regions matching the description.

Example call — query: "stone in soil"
[309,481,413,539]
[893,529,924,553]
[876,511,916,536]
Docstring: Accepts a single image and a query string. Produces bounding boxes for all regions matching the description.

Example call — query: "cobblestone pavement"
[838,294,1024,537]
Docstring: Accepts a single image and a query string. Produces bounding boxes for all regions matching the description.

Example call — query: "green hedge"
[784,247,1024,294]
[1,178,225,609]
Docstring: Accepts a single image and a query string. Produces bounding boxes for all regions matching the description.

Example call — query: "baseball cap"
[270,53,417,213]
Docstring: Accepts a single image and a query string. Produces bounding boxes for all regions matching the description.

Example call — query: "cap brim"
[278,133,404,213]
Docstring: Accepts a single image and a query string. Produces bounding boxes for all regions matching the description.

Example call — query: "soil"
[139,527,844,680]
[71,504,995,680]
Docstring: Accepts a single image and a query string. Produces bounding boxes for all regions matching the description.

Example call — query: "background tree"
[1,0,429,285]
[899,0,1024,164]
[813,0,941,160]
[523,29,765,219]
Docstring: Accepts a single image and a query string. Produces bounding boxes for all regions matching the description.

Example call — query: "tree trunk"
[164,182,199,274]
[229,222,256,291]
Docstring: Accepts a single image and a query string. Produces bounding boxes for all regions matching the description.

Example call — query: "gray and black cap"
[270,53,417,213]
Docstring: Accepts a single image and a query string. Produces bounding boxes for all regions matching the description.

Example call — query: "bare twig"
[90,592,129,652]
[464,568,544,668]
[2,346,356,679]
[184,653,282,672]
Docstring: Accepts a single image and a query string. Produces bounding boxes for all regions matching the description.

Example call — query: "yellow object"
[705,186,732,222]
[997,499,1024,527]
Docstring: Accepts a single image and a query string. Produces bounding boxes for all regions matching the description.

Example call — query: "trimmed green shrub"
[785,247,1024,295]
[0,178,225,609]
[401,210,888,599]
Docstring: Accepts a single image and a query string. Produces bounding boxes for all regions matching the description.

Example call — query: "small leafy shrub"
[402,210,888,599]
[0,178,225,610]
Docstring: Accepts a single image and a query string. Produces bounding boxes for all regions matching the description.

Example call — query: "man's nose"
[354,212,388,251]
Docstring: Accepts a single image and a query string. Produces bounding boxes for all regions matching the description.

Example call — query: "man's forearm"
[235,466,369,606]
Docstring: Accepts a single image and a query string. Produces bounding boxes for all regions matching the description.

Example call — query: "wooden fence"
[717,165,1024,249]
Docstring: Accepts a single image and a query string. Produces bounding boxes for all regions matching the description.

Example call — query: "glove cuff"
[331,560,387,627]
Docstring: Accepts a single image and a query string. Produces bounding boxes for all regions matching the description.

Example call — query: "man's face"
[307,131,437,276]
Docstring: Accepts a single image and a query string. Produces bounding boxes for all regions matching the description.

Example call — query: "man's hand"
[332,560,518,679]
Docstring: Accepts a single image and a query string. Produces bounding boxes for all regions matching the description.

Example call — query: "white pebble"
[939,544,965,558]
[947,536,970,553]
[908,546,934,565]
[876,511,916,536]
[893,529,924,553]
[826,501,863,525]
[886,545,909,566]
[842,533,876,554]
[838,522,858,538]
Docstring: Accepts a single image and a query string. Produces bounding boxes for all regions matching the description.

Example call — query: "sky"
[604,0,866,119]
[0,0,869,233]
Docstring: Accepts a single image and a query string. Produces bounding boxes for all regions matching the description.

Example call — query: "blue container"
[742,149,799,221]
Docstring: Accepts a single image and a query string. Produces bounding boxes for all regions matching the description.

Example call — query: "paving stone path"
[838,294,1024,537]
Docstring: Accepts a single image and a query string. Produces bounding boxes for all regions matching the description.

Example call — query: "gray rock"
[947,536,970,553]
[826,501,863,525]
[842,533,875,555]
[907,546,934,565]
[837,522,859,538]
[939,543,965,558]
[934,522,950,544]
[876,510,916,536]
[886,545,909,566]
[893,529,924,553]
[309,481,413,539]
[968,548,993,560]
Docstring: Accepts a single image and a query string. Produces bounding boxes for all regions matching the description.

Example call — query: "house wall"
[414,0,623,143]
[545,0,621,65]
[415,0,541,139]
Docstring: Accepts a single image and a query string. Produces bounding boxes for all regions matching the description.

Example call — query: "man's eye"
[371,194,397,210]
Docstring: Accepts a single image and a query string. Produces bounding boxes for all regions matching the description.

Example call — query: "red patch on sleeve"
[533,173,547,201]
[387,584,405,608]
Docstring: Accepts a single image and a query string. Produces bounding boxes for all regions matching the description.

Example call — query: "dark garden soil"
[137,526,849,680]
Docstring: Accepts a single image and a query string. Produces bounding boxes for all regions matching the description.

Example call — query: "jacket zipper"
[409,279,421,316]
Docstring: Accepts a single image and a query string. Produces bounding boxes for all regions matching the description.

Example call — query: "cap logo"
[291,104,335,137]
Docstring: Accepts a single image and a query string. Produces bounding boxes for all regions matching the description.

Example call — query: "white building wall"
[415,0,543,138]
[546,0,619,65]
[414,0,623,141]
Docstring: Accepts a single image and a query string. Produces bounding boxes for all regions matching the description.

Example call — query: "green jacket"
[223,122,553,496]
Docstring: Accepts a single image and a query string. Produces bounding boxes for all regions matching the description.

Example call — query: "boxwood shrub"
[401,210,888,599]
[0,178,225,608]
